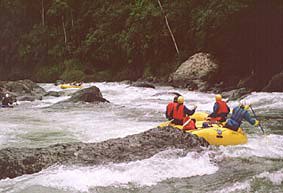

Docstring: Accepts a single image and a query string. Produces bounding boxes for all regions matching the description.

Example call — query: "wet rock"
[169,53,219,91]
[17,95,41,102]
[67,86,109,103]
[262,72,283,92]
[54,80,65,86]
[222,88,251,101]
[120,80,132,85]
[0,127,208,179]
[45,91,64,97]
[131,81,155,89]
[0,79,46,101]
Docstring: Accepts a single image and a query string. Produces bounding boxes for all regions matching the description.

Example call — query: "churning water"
[0,82,282,193]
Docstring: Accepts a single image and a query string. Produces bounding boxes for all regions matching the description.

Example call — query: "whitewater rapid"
[0,82,282,193]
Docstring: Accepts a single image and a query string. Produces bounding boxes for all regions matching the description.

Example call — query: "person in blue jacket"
[225,103,259,131]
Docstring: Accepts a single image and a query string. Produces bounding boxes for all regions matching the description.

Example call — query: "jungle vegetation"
[0,0,282,89]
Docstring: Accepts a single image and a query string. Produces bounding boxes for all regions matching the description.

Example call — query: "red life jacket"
[166,102,175,118]
[183,117,196,130]
[216,100,229,114]
[172,104,184,121]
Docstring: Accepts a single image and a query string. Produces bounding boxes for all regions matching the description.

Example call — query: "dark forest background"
[0,0,282,89]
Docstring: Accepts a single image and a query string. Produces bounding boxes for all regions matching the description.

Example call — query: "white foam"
[241,92,283,111]
[257,169,283,185]
[32,96,71,108]
[210,169,283,193]
[0,150,218,192]
[210,181,251,193]
[216,134,283,159]
[0,123,25,148]
[91,82,215,113]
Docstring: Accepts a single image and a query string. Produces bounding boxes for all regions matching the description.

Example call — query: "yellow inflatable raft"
[159,112,247,146]
[59,84,83,89]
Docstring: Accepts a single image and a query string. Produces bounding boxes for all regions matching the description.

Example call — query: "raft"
[59,84,83,89]
[159,112,247,146]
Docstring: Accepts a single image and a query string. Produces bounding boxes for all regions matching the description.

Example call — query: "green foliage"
[94,70,112,82]
[190,0,250,49]
[57,59,83,81]
[0,0,281,84]
[60,69,85,82]
[35,64,64,82]
[63,59,82,71]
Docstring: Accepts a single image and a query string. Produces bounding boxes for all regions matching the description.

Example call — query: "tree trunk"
[41,0,45,26]
[71,10,74,28]
[157,0,180,55]
[62,16,67,45]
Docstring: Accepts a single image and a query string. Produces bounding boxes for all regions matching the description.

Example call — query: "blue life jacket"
[225,106,256,131]
[230,106,248,125]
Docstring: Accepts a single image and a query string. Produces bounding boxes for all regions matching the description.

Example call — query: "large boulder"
[0,79,47,101]
[169,53,219,91]
[262,72,283,92]
[67,86,109,103]
[0,127,208,179]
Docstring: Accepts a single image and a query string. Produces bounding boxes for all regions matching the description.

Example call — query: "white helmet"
[5,93,9,98]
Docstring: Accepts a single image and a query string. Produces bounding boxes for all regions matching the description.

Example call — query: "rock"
[262,72,283,92]
[17,95,41,102]
[120,80,132,85]
[45,91,64,97]
[222,88,251,101]
[131,81,155,89]
[0,79,47,101]
[5,79,46,95]
[67,86,109,103]
[169,53,219,90]
[54,80,65,86]
[0,127,208,179]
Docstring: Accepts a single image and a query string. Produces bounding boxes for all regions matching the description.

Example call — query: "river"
[0,82,282,193]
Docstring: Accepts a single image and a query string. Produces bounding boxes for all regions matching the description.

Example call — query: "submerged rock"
[0,127,208,180]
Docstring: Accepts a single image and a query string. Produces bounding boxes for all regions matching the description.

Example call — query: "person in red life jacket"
[172,96,197,125]
[183,117,197,130]
[207,94,230,122]
[165,95,180,120]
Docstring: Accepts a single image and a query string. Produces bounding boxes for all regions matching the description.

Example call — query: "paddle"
[167,119,174,126]
[249,105,265,134]
[182,105,198,128]
[182,118,191,127]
